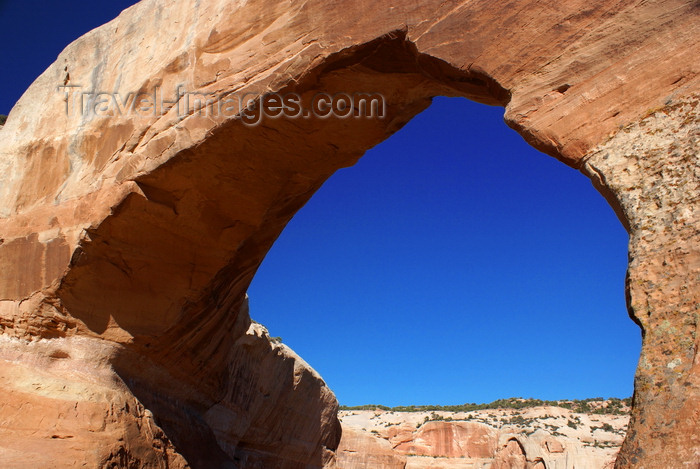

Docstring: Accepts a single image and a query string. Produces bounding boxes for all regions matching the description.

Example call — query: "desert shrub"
[339,397,632,414]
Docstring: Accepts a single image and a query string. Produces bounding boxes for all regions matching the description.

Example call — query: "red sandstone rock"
[341,408,625,468]
[336,426,406,469]
[0,336,189,468]
[394,421,498,458]
[491,439,528,469]
[0,0,697,467]
[542,439,564,454]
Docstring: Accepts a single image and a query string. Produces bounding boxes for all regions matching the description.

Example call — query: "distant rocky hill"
[336,398,630,469]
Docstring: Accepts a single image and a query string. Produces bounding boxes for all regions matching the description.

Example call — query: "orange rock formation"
[0,0,697,467]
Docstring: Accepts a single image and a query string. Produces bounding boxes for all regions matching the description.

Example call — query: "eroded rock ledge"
[0,297,339,467]
[0,0,697,467]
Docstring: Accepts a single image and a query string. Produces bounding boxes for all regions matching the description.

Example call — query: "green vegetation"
[0,115,7,125]
[339,397,632,414]
[506,415,534,427]
[584,439,620,449]
[591,423,615,433]
[544,424,561,432]
[340,404,393,411]
[421,412,457,425]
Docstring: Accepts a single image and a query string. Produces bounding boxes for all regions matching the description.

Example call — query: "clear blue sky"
[2,1,639,407]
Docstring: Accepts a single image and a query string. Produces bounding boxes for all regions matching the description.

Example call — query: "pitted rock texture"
[582,95,700,467]
[0,0,697,467]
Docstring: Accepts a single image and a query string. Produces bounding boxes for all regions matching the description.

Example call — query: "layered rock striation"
[0,0,697,467]
[0,298,339,467]
[339,406,628,468]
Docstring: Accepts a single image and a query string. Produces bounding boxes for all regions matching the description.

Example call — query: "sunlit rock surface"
[0,0,697,466]
[336,426,407,469]
[339,406,628,468]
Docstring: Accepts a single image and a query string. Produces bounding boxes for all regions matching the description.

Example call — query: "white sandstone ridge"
[337,398,630,469]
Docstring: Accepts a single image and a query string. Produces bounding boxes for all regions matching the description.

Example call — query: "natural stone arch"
[0,0,697,467]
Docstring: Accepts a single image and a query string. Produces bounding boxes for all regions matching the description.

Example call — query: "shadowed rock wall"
[0,0,697,467]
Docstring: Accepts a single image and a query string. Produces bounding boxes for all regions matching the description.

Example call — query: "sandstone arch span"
[0,0,697,467]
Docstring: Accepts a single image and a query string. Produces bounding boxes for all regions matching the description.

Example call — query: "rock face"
[336,426,407,469]
[0,298,340,468]
[0,0,697,467]
[0,335,189,468]
[581,98,700,467]
[394,421,498,459]
[340,407,625,468]
[491,439,528,469]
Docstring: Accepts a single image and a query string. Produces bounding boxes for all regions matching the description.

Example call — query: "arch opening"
[2,18,695,466]
[43,34,640,467]
[247,95,638,407]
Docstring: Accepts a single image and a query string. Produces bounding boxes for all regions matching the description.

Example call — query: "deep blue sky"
[0,1,140,114]
[2,1,639,406]
[250,97,637,406]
